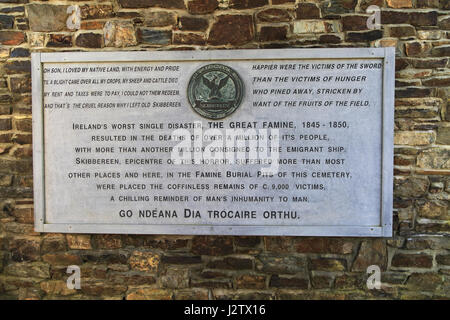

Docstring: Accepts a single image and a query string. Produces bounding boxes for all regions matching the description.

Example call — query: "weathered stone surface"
[93,235,122,249]
[187,0,218,14]
[145,11,177,27]
[81,20,105,30]
[440,0,450,9]
[295,237,354,254]
[395,87,433,98]
[0,174,13,186]
[334,274,363,289]
[309,258,347,271]
[10,117,33,132]
[394,131,435,146]
[80,4,114,20]
[258,26,287,42]
[161,254,202,265]
[388,25,416,38]
[406,273,443,291]
[416,200,448,219]
[46,34,72,48]
[28,32,44,47]
[269,275,309,289]
[159,266,189,289]
[360,0,383,10]
[431,45,450,57]
[342,15,369,31]
[81,280,127,296]
[257,8,291,23]
[405,237,450,250]
[256,254,306,274]
[41,234,66,253]
[436,254,450,266]
[439,17,450,30]
[174,288,209,300]
[293,20,339,33]
[0,15,14,29]
[436,126,450,145]
[346,30,383,42]
[376,38,398,48]
[104,21,137,47]
[42,253,82,265]
[66,234,92,250]
[386,0,413,8]
[173,32,205,45]
[395,105,438,119]
[229,0,268,9]
[394,176,429,198]
[9,236,40,261]
[119,0,185,9]
[392,253,433,268]
[40,280,75,296]
[138,29,172,45]
[381,10,437,27]
[272,0,294,3]
[11,116,33,131]
[75,33,103,48]
[235,274,266,289]
[129,251,160,272]
[396,68,433,79]
[416,0,440,7]
[207,257,253,270]
[422,76,450,87]
[4,60,30,74]
[12,133,32,145]
[319,34,342,43]
[405,41,432,57]
[417,30,441,40]
[321,0,357,16]
[0,31,25,45]
[191,277,232,289]
[126,287,172,300]
[0,6,25,14]
[192,236,233,256]
[233,236,261,248]
[264,237,293,252]
[4,262,50,278]
[352,239,387,271]
[409,11,438,26]
[0,118,12,131]
[208,15,253,45]
[178,16,208,31]
[27,4,68,32]
[416,148,450,170]
[311,273,334,289]
[111,271,155,286]
[0,47,9,58]
[81,264,109,279]
[296,3,320,19]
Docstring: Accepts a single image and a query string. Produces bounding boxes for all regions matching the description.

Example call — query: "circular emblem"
[187,64,244,120]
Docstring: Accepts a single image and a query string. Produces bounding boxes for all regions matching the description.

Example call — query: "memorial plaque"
[32,48,394,236]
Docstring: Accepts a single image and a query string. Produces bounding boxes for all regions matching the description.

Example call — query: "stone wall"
[0,0,449,300]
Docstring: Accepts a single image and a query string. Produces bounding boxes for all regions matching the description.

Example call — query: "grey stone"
[138,28,171,45]
[27,4,68,32]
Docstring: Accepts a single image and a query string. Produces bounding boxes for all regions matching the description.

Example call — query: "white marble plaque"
[32,48,394,236]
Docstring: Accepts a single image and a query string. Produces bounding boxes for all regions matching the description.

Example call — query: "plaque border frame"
[32,48,394,237]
